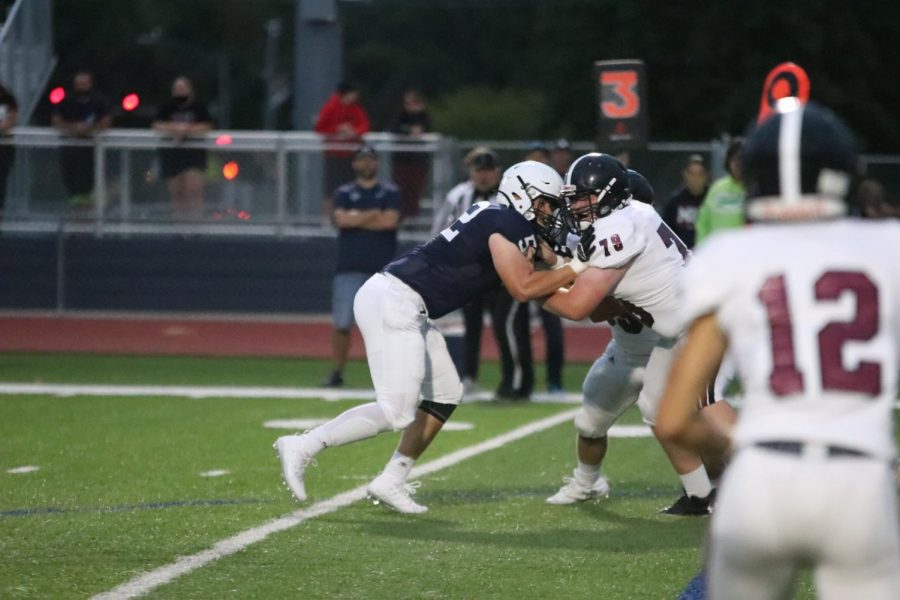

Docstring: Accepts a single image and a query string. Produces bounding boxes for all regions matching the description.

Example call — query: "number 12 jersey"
[680,219,900,460]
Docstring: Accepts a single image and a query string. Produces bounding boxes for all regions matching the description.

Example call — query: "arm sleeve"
[497,212,538,251]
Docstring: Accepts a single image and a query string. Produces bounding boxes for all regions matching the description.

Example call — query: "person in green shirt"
[695,137,744,244]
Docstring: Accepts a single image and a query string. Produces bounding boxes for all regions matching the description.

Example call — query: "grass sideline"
[0,353,879,598]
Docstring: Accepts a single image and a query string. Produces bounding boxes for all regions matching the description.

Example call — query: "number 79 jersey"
[584,201,690,338]
[680,220,900,459]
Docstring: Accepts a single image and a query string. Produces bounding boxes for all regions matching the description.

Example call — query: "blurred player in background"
[541,154,718,515]
[657,100,900,598]
[276,161,586,513]
[662,154,709,249]
[694,137,745,408]
[695,137,745,245]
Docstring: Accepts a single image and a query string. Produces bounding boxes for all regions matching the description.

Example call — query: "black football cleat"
[660,489,714,516]
[319,372,344,388]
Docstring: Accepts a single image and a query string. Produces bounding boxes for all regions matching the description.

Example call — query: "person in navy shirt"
[321,144,401,388]
[50,70,112,208]
[276,161,592,513]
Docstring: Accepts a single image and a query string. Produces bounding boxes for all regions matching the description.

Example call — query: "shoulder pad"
[587,212,646,269]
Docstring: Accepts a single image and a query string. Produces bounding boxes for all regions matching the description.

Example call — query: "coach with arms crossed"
[320,144,401,388]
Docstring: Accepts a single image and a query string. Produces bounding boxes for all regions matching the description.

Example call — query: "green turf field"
[2,353,883,598]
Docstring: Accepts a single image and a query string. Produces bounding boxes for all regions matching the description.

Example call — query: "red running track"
[0,314,611,363]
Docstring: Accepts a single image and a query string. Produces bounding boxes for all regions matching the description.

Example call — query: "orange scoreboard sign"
[595,59,648,150]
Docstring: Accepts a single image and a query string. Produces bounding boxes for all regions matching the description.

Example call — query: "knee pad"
[574,405,618,439]
[377,395,419,431]
[419,400,457,423]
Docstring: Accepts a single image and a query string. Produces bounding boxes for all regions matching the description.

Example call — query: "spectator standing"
[857,178,899,219]
[321,144,400,387]
[524,141,551,165]
[314,82,371,202]
[550,138,575,177]
[50,70,112,209]
[152,77,214,218]
[693,138,745,410]
[661,154,709,248]
[520,141,565,394]
[431,147,532,401]
[390,89,431,219]
[695,137,744,245]
[0,82,18,212]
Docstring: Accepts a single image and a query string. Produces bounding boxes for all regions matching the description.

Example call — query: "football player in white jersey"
[656,100,900,598]
[542,154,717,514]
[546,169,662,505]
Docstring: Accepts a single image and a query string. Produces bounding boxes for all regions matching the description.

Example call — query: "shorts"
[332,272,370,330]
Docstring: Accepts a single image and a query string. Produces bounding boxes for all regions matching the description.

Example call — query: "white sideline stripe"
[91,407,579,600]
[0,382,583,404]
[2,383,899,410]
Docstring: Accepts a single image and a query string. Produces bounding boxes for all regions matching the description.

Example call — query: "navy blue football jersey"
[385,202,537,318]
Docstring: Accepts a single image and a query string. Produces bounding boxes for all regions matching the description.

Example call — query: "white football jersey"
[586,201,689,338]
[681,220,900,460]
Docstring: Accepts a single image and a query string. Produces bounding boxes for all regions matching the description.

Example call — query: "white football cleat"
[274,434,316,502]
[545,471,610,505]
[367,474,428,514]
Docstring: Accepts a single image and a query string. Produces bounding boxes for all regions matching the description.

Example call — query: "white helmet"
[497,160,572,246]
[497,161,564,221]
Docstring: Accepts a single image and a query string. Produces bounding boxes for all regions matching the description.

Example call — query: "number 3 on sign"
[601,71,639,119]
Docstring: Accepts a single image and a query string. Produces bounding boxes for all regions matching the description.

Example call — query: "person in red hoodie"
[315,82,372,201]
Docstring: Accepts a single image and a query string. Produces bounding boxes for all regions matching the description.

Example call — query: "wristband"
[551,254,567,269]
[567,257,588,274]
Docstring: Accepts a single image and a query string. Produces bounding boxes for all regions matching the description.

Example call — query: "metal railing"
[1,128,454,239]
[1,127,895,241]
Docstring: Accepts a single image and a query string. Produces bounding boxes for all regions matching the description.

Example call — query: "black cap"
[468,150,499,170]
[684,153,706,169]
[353,144,377,160]
[553,138,572,151]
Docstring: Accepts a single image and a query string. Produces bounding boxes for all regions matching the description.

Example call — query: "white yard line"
[0,382,582,403]
[2,382,898,409]
[91,407,579,600]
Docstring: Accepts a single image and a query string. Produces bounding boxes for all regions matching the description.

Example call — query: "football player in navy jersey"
[276,161,587,513]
